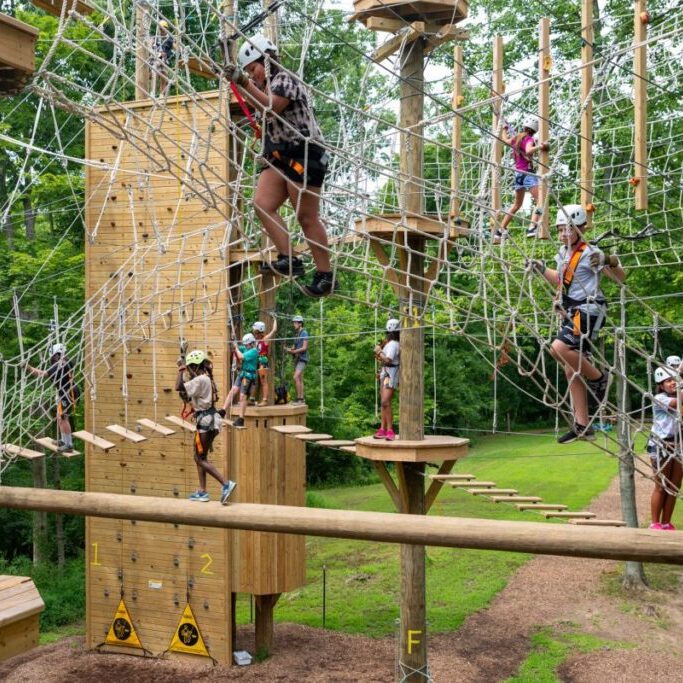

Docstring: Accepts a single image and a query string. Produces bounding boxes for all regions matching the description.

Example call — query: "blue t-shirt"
[240,347,259,378]
[294,329,309,363]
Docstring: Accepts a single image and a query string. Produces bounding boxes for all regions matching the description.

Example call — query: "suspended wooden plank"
[294,433,333,442]
[32,437,80,457]
[2,443,44,460]
[449,480,496,488]
[270,425,312,435]
[136,418,175,436]
[73,430,116,452]
[516,504,568,511]
[569,518,626,527]
[543,511,596,520]
[164,415,196,432]
[315,440,356,448]
[467,488,518,495]
[491,495,543,503]
[32,0,94,18]
[429,473,475,481]
[340,446,357,454]
[106,424,147,443]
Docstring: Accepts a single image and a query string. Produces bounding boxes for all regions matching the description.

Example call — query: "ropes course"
[0,0,681,492]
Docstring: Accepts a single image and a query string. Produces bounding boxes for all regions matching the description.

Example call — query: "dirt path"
[2,475,682,682]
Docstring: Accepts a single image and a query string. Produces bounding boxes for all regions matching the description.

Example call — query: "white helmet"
[386,318,400,332]
[238,34,278,68]
[556,204,588,229]
[292,315,304,324]
[666,355,682,369]
[52,343,66,356]
[654,367,676,384]
[252,321,266,333]
[242,333,256,346]
[522,117,539,133]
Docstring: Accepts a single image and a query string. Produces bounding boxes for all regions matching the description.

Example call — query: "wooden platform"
[355,434,469,463]
[0,575,44,662]
[32,0,94,17]
[352,0,468,25]
[354,213,469,240]
[0,13,39,96]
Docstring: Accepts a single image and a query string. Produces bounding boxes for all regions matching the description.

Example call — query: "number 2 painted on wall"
[200,553,213,575]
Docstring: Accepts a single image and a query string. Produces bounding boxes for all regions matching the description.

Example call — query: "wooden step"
[316,440,356,447]
[164,415,196,432]
[340,446,357,454]
[429,473,475,481]
[32,437,80,457]
[136,418,175,436]
[223,420,247,430]
[569,518,626,527]
[2,443,44,460]
[516,503,568,511]
[449,481,496,488]
[467,488,518,496]
[491,496,543,503]
[271,425,312,435]
[73,430,116,451]
[106,424,146,443]
[294,433,334,442]
[543,511,596,520]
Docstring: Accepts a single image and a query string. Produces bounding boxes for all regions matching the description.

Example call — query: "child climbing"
[25,344,79,453]
[220,334,259,427]
[493,116,549,244]
[285,315,308,404]
[373,318,400,441]
[647,366,682,530]
[176,350,236,503]
[527,204,625,443]
[252,318,278,406]
[153,20,175,94]
[224,34,336,297]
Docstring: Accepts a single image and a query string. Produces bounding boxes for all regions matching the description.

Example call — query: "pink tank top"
[512,135,535,172]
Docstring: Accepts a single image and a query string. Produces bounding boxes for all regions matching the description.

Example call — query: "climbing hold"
[640,11,650,24]
[629,177,640,186]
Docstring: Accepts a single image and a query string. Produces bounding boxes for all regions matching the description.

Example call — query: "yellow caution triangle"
[104,598,144,649]
[168,603,210,657]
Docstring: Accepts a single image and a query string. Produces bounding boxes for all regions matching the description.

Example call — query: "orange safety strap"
[194,431,204,456]
[561,242,587,294]
[230,82,261,138]
[572,309,582,337]
[271,150,305,176]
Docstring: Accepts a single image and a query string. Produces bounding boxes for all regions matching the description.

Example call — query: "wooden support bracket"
[424,460,456,511]
[372,22,425,63]
[374,461,402,511]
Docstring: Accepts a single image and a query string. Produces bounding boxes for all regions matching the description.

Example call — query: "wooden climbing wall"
[83,92,235,662]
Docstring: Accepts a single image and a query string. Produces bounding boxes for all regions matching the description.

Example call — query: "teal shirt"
[240,347,259,378]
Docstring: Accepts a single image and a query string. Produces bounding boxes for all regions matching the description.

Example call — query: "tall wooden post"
[450,45,463,222]
[580,0,593,223]
[633,0,648,209]
[134,2,150,100]
[537,18,551,240]
[491,36,504,225]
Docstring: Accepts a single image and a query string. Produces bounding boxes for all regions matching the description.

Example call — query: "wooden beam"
[31,0,94,17]
[450,44,463,221]
[135,2,150,100]
[373,462,402,511]
[633,0,648,209]
[2,487,683,564]
[424,460,456,511]
[537,18,551,239]
[372,22,424,63]
[581,0,593,223]
[424,25,469,55]
[491,36,504,224]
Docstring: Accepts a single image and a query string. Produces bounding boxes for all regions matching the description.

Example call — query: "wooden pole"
[580,0,593,223]
[633,0,648,209]
[450,45,463,221]
[2,487,683,564]
[491,36,504,227]
[134,2,151,100]
[537,18,551,240]
[397,37,426,682]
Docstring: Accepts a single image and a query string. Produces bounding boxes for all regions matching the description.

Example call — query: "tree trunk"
[53,457,66,568]
[23,195,35,240]
[32,457,49,565]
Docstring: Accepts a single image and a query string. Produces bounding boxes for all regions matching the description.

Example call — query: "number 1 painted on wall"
[91,542,102,566]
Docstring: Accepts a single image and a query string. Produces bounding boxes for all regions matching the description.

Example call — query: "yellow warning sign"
[105,598,143,649]
[168,603,210,657]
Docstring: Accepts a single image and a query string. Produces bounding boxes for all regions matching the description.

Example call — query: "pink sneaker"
[385,429,396,441]
[662,523,676,531]
[649,522,663,530]
[373,428,387,439]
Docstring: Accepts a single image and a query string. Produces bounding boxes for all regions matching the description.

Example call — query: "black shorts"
[554,309,604,354]
[268,144,328,188]
[239,375,256,396]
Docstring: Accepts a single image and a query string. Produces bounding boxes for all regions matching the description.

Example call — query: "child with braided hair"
[176,350,236,503]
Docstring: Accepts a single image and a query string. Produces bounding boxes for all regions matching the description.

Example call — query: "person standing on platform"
[223,34,336,297]
[251,319,278,406]
[285,315,308,404]
[373,318,400,441]
[176,350,236,504]
[25,343,79,453]
[220,334,260,427]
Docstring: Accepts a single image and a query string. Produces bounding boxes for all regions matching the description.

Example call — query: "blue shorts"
[514,172,539,191]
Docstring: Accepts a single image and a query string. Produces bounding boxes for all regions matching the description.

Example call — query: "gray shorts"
[295,361,307,374]
[195,409,222,434]
[647,439,677,471]
[380,369,399,390]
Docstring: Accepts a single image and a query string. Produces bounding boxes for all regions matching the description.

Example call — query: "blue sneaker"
[221,480,237,505]
[197,492,210,502]
[188,490,203,501]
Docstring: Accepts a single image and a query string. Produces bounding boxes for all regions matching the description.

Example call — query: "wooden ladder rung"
[73,430,116,451]
[449,480,496,488]
[32,437,80,457]
[569,518,626,527]
[467,488,518,495]
[294,433,334,442]
[2,443,44,460]
[429,473,475,481]
[165,415,196,432]
[516,503,568,511]
[106,424,146,443]
[271,425,312,435]
[340,446,357,454]
[316,440,356,447]
[491,496,543,503]
[543,511,596,520]
[137,418,175,436]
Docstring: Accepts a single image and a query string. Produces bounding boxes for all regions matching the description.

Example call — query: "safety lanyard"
[230,82,261,139]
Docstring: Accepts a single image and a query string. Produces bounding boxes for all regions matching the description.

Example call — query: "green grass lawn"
[236,433,621,636]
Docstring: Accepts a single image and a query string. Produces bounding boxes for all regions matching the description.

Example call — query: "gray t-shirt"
[294,329,309,363]
[184,374,213,411]
[650,392,681,442]
[380,340,400,385]
[554,243,606,314]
